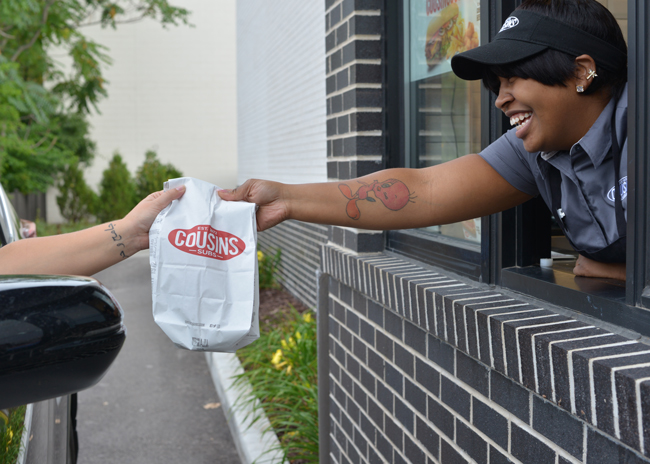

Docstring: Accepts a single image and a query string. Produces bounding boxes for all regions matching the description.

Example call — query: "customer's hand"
[122,186,186,252]
[218,180,290,231]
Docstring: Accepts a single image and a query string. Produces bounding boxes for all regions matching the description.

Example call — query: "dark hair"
[482,0,627,97]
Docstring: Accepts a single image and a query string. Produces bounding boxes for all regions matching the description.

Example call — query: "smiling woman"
[219,0,628,281]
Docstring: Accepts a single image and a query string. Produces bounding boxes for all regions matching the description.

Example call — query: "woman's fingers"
[147,185,186,206]
[218,179,280,206]
[218,179,257,202]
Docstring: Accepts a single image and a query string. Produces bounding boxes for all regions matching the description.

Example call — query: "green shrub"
[235,308,319,463]
[56,161,98,223]
[258,247,282,290]
[95,153,137,223]
[134,150,183,199]
[0,406,26,464]
[35,218,98,237]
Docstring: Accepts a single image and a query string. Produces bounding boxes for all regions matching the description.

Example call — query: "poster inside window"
[406,0,483,243]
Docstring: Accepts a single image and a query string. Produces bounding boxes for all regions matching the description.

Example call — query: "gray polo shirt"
[479,84,627,257]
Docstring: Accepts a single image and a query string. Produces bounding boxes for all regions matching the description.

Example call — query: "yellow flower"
[281,339,288,350]
[295,331,302,340]
[257,251,264,261]
[302,312,313,323]
[286,365,292,374]
[271,349,283,365]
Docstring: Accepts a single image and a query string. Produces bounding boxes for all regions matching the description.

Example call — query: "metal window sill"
[501,265,650,337]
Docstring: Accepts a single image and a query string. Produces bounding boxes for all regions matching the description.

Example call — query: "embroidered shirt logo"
[607,176,628,202]
[499,16,519,33]
[169,225,245,260]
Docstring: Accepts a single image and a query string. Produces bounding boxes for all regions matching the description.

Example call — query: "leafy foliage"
[134,150,183,199]
[0,0,191,195]
[35,217,97,236]
[0,405,26,464]
[96,152,137,222]
[56,160,98,223]
[236,308,319,463]
[258,248,282,290]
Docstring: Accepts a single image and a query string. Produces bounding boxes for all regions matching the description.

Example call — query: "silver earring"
[587,69,598,80]
[577,85,585,93]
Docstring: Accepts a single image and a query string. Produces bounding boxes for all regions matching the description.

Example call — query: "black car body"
[0,185,126,463]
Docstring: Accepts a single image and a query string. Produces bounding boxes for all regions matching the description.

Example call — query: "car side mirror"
[0,275,126,409]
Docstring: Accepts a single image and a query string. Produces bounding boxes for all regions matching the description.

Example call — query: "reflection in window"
[410,73,482,243]
[406,0,483,244]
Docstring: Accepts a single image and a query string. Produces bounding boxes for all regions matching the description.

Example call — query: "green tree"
[0,1,191,194]
[96,152,137,222]
[56,160,98,223]
[135,150,183,199]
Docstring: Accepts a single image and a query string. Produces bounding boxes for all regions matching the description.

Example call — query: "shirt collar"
[569,86,626,168]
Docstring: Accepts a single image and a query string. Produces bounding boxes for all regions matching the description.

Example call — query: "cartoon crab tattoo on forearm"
[338,179,417,220]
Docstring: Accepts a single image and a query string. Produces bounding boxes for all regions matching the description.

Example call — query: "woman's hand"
[0,186,186,277]
[573,254,626,281]
[121,186,186,254]
[218,180,290,231]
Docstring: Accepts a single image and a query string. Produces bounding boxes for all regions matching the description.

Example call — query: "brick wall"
[258,221,328,308]
[326,0,385,254]
[236,0,330,308]
[319,3,650,463]
[237,0,328,185]
[322,246,650,463]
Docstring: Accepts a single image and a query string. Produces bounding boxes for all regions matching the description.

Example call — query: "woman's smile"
[510,111,533,137]
[494,76,598,153]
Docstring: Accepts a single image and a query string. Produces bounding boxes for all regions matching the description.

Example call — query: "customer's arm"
[218,154,532,231]
[0,186,185,276]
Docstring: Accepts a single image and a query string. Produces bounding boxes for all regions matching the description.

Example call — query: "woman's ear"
[574,54,598,92]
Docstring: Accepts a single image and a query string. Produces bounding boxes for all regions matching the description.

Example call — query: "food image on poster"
[410,0,480,81]
[424,3,479,69]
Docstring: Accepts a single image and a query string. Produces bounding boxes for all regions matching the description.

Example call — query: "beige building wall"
[47,0,237,222]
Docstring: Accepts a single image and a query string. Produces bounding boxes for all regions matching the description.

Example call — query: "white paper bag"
[149,177,259,352]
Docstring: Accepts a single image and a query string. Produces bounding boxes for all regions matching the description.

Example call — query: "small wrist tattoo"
[105,223,128,259]
[338,179,416,220]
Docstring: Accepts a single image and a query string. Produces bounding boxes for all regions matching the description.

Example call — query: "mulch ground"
[258,288,309,331]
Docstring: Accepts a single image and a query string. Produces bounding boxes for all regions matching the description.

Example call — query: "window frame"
[385,0,487,281]
[387,0,650,336]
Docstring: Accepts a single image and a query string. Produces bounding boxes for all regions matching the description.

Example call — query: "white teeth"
[510,112,532,127]
[510,112,532,128]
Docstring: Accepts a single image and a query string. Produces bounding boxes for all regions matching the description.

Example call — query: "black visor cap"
[451,10,627,81]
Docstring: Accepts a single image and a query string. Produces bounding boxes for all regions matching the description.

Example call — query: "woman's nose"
[494,78,513,110]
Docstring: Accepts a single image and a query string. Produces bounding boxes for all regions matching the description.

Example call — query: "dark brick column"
[325,0,385,253]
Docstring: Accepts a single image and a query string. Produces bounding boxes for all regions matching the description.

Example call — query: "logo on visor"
[499,16,519,32]
[606,176,628,203]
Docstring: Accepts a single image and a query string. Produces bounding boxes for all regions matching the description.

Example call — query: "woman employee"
[220,0,629,281]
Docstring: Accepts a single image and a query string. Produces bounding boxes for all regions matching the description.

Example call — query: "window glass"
[406,0,482,243]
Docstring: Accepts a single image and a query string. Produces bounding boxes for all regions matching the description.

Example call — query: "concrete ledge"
[205,352,285,464]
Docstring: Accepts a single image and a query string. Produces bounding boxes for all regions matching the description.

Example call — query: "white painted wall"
[236,0,327,185]
[47,0,237,222]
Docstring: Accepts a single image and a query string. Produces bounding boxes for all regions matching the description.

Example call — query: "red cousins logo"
[169,225,245,260]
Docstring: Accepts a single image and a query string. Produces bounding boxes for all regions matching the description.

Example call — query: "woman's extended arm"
[218,154,532,231]
[0,186,185,276]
